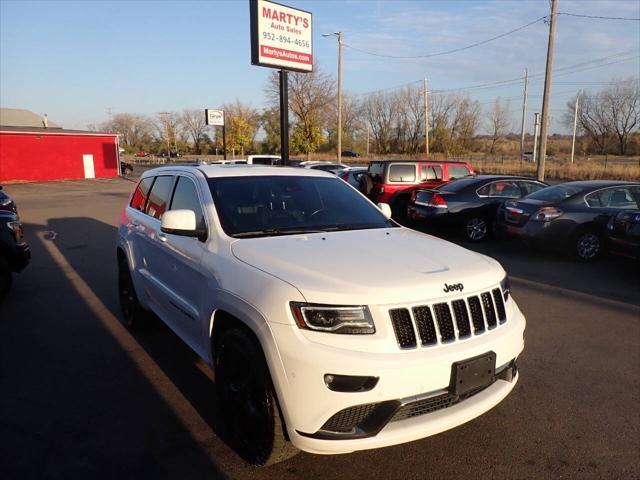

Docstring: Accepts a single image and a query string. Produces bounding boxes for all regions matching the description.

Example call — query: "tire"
[215,327,298,466]
[464,216,490,242]
[0,257,12,302]
[117,257,149,328]
[572,229,602,261]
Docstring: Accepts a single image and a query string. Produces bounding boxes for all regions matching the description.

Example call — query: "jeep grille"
[389,288,507,349]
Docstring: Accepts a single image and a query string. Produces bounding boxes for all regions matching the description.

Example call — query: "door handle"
[158,232,168,243]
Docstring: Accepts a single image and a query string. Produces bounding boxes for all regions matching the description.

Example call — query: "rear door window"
[130,177,154,211]
[477,181,521,198]
[585,187,639,209]
[518,181,547,196]
[388,164,416,182]
[447,165,472,180]
[145,175,175,220]
[170,176,206,230]
[420,165,443,181]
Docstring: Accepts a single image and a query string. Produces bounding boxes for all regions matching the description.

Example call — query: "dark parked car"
[338,167,368,188]
[606,210,640,260]
[120,161,134,175]
[407,175,547,241]
[0,185,17,214]
[496,181,640,260]
[341,150,360,158]
[0,211,30,300]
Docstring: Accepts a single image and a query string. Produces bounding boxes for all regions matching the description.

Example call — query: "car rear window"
[439,177,479,192]
[448,165,472,180]
[130,177,154,211]
[526,184,587,202]
[145,175,175,219]
[388,164,416,182]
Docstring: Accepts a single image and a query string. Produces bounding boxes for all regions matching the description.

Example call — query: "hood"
[231,227,504,305]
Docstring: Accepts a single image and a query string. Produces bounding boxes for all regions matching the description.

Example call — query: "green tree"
[291,122,323,158]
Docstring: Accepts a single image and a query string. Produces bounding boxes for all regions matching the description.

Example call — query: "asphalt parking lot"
[1,176,639,480]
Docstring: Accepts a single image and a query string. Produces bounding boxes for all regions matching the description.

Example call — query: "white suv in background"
[116,165,525,466]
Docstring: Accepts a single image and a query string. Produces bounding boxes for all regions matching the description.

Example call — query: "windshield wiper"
[231,228,327,238]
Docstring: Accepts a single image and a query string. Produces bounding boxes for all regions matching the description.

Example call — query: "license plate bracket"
[450,352,496,396]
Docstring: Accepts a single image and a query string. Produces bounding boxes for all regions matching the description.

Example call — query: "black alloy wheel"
[465,217,489,242]
[117,258,149,328]
[574,230,601,261]
[215,327,298,466]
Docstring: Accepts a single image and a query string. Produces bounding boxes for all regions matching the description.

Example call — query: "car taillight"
[533,206,563,222]
[430,193,447,208]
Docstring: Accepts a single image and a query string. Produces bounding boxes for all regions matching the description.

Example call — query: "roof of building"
[0,108,61,128]
[0,125,116,136]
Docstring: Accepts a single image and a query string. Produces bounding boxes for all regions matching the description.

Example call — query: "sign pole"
[222,124,227,160]
[279,69,289,166]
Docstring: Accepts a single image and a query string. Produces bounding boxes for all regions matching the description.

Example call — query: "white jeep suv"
[116,165,525,465]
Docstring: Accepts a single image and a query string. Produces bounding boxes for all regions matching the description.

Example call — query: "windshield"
[526,184,588,202]
[208,175,395,237]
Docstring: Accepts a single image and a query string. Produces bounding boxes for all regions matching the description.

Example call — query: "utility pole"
[532,113,540,165]
[159,112,171,159]
[337,32,343,164]
[570,91,580,165]
[519,69,528,159]
[536,0,558,181]
[366,123,370,157]
[424,78,429,156]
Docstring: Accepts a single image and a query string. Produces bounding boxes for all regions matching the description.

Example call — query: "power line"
[343,16,547,59]
[559,12,640,21]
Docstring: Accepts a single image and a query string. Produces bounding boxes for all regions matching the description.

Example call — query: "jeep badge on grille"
[443,283,464,293]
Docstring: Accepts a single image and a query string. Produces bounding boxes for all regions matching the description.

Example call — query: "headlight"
[533,206,562,222]
[290,303,375,334]
[0,198,11,206]
[500,275,511,301]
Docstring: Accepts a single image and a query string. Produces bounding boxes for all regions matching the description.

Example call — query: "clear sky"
[1,0,638,133]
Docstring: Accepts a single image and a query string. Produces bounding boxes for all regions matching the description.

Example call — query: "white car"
[116,165,525,466]
[297,160,349,173]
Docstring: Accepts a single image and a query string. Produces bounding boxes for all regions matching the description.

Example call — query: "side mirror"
[161,209,198,237]
[377,202,392,220]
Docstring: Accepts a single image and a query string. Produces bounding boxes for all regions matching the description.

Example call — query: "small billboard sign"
[205,109,224,126]
[250,0,313,73]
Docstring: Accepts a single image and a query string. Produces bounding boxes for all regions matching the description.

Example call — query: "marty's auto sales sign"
[250,0,312,72]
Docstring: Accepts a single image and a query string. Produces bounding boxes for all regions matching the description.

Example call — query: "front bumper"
[266,299,526,454]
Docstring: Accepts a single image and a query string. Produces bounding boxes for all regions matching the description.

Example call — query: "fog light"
[324,374,379,392]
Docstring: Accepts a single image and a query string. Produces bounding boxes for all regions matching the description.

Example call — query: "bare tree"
[266,64,335,158]
[486,98,512,154]
[605,79,639,155]
[102,113,153,152]
[181,109,208,154]
[364,92,396,153]
[566,79,639,155]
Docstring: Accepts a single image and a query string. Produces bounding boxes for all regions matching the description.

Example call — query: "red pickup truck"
[360,160,476,219]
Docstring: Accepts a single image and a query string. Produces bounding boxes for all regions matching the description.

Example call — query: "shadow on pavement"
[0,217,231,480]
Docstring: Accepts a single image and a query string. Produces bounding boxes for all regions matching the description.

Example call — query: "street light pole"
[570,91,580,165]
[337,32,343,164]
[323,32,343,163]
